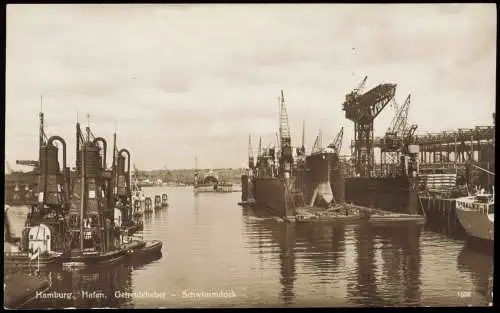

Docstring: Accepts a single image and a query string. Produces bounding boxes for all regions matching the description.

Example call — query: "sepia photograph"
[3,3,495,308]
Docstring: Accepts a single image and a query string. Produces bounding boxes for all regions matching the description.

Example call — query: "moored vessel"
[63,122,128,267]
[455,189,494,242]
[193,165,234,193]
[5,111,71,269]
[244,91,296,219]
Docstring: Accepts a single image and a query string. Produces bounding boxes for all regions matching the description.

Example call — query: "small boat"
[121,239,147,255]
[131,240,163,258]
[64,248,128,268]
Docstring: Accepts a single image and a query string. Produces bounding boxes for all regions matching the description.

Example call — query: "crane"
[381,95,411,155]
[389,95,411,138]
[279,90,291,147]
[278,90,293,178]
[354,76,368,95]
[328,126,344,154]
[311,130,323,154]
[380,94,413,171]
[342,76,396,177]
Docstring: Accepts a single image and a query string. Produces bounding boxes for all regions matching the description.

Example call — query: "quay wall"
[419,196,466,237]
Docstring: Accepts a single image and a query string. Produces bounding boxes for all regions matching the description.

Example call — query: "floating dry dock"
[4,273,51,309]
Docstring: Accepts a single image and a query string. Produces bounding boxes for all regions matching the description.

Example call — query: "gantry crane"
[342,76,396,177]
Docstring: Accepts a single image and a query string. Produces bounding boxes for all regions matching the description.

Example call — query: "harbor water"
[6,186,493,308]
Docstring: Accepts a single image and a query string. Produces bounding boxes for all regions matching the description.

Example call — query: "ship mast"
[39,95,46,149]
[80,127,85,253]
[302,120,305,151]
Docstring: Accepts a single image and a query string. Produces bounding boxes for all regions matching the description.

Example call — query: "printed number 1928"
[458,291,472,298]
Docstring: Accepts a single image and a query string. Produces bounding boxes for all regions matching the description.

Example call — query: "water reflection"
[242,207,297,305]
[5,188,494,308]
[277,223,296,305]
[295,223,346,276]
[144,211,153,224]
[457,243,493,301]
[347,222,423,306]
[20,264,134,309]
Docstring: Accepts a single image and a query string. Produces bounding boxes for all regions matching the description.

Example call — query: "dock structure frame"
[351,124,496,176]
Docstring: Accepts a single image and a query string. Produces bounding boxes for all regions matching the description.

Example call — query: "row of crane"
[247,90,345,173]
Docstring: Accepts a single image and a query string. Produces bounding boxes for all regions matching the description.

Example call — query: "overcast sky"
[5,4,496,170]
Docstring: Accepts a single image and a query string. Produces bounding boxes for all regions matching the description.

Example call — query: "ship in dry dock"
[241,91,346,219]
[296,128,345,209]
[241,77,431,220]
[241,91,296,218]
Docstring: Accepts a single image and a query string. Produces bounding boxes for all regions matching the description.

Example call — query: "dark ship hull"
[252,178,295,218]
[302,151,339,207]
[345,176,419,214]
[240,174,255,204]
[294,150,345,208]
[64,249,128,268]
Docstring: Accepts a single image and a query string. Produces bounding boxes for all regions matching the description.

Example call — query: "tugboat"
[63,122,127,268]
[5,111,69,268]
